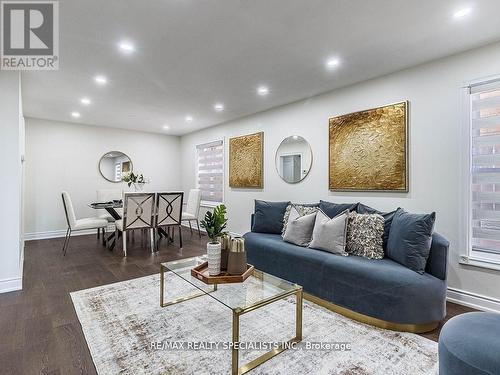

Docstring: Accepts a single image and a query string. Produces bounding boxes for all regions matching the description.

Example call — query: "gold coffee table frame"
[160,263,303,375]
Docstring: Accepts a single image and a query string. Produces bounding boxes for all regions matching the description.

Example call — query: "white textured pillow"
[283,206,317,247]
[309,209,349,255]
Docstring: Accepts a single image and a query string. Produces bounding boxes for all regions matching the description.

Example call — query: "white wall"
[25,118,181,236]
[180,41,500,307]
[0,71,23,293]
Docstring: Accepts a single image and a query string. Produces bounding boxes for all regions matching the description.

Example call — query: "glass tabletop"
[89,201,123,209]
[162,256,301,311]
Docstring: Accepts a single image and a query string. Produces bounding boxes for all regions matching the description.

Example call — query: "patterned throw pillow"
[346,212,385,259]
[283,206,317,247]
[282,203,319,237]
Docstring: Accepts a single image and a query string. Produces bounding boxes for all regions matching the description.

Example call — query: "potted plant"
[122,172,148,191]
[200,204,228,275]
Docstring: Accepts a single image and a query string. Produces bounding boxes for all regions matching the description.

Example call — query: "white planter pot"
[133,182,145,192]
[207,242,221,276]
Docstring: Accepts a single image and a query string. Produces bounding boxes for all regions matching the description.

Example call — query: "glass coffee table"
[160,256,303,375]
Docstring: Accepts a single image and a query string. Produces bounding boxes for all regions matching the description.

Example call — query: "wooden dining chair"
[155,192,184,249]
[115,192,156,256]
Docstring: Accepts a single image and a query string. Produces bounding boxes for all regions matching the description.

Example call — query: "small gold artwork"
[329,101,408,191]
[229,132,264,188]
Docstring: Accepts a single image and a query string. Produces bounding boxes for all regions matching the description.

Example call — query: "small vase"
[207,242,221,276]
[133,182,145,192]
[227,237,247,275]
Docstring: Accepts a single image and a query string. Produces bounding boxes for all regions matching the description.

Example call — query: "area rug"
[71,272,438,375]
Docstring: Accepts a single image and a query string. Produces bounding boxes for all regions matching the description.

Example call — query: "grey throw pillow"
[346,212,385,259]
[282,203,319,236]
[283,205,317,247]
[309,209,349,255]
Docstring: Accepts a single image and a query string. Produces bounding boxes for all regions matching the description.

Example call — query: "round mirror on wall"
[275,135,313,184]
[98,151,133,183]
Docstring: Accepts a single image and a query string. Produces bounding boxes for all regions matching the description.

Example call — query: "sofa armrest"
[426,232,449,281]
[250,214,255,231]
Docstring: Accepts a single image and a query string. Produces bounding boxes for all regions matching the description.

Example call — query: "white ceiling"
[22,0,500,136]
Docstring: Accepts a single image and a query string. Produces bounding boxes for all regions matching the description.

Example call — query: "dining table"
[89,201,172,250]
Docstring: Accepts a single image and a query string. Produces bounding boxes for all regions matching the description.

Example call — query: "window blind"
[196,140,224,203]
[470,79,500,254]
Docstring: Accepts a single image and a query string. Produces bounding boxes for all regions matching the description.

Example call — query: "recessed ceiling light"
[257,86,269,96]
[326,58,340,69]
[185,115,193,123]
[453,7,472,19]
[80,97,91,105]
[71,111,81,118]
[118,40,135,53]
[94,75,107,85]
[292,135,299,140]
[214,103,224,112]
[163,125,170,130]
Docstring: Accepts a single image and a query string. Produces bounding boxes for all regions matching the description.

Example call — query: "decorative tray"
[191,262,254,284]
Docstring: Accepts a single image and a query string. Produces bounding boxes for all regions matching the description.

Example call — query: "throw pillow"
[357,203,397,252]
[319,200,358,219]
[283,205,317,247]
[281,203,319,236]
[387,208,436,274]
[346,212,385,259]
[252,200,290,234]
[308,209,349,255]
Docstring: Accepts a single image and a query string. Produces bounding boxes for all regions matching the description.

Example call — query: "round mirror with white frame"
[98,151,133,183]
[275,135,312,184]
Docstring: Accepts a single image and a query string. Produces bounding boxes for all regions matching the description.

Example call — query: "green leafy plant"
[122,172,145,187]
[200,204,228,243]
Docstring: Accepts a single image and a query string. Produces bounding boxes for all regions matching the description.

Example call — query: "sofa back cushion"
[346,212,385,259]
[309,209,349,255]
[387,208,436,274]
[252,200,290,234]
[357,203,397,253]
[319,200,358,219]
[283,205,317,247]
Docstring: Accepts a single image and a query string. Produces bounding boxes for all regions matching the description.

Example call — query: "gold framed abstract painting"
[229,132,264,188]
[329,101,408,192]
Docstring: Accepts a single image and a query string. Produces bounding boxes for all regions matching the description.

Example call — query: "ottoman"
[439,312,500,375]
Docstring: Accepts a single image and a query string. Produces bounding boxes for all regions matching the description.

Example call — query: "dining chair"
[155,192,184,249]
[115,192,156,256]
[181,188,202,237]
[96,189,122,239]
[61,191,109,256]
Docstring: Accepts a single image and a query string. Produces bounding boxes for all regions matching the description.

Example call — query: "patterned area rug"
[71,273,438,375]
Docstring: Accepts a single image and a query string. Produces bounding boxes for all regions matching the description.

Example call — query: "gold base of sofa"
[303,292,439,333]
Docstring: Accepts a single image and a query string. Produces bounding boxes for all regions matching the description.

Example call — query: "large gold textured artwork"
[329,101,408,191]
[229,132,264,188]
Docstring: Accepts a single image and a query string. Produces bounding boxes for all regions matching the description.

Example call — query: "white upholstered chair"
[156,192,184,248]
[96,189,122,238]
[181,189,202,237]
[115,192,156,256]
[61,191,109,256]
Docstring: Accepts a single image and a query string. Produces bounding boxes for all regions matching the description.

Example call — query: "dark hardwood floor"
[0,228,475,374]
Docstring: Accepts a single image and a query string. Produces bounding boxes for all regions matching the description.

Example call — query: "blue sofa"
[244,213,449,332]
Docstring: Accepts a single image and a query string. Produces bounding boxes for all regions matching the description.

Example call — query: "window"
[196,140,224,205]
[466,77,500,267]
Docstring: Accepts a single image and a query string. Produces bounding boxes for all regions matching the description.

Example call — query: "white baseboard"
[24,225,116,241]
[447,287,500,313]
[0,277,22,294]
